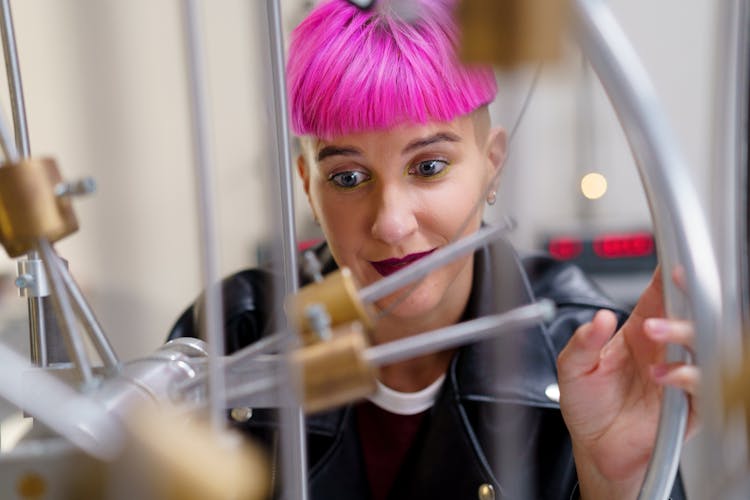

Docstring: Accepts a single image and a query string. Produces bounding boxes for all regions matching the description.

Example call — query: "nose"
[370,184,418,245]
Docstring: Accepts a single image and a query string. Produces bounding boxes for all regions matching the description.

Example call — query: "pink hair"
[287,0,497,140]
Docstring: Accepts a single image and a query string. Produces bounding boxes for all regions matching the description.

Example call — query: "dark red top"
[355,401,428,500]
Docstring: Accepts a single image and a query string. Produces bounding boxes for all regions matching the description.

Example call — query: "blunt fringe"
[287,0,497,140]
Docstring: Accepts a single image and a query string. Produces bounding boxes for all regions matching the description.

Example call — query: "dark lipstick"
[370,249,436,277]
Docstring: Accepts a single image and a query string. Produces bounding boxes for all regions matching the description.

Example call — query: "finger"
[672,265,687,293]
[558,309,618,379]
[650,363,700,395]
[643,318,695,347]
[629,268,666,320]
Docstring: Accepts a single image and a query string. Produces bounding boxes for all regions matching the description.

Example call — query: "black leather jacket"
[169,239,686,500]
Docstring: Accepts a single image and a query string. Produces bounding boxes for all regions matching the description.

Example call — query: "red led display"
[592,232,654,259]
[548,237,584,260]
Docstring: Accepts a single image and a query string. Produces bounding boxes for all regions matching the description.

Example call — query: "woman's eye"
[410,159,449,178]
[329,170,370,188]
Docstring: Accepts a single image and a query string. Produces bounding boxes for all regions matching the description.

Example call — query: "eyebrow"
[402,132,461,153]
[317,146,361,162]
[315,132,461,162]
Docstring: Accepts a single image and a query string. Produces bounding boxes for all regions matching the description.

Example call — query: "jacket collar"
[451,238,562,409]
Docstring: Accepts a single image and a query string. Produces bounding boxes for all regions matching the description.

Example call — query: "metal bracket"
[15,258,49,298]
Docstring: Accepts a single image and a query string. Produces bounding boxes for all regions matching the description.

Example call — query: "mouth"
[370,249,437,277]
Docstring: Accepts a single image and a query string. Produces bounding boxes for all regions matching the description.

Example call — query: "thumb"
[558,309,618,379]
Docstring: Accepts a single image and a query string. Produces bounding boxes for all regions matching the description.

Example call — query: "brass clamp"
[457,0,569,67]
[287,267,375,344]
[0,157,90,257]
[290,322,378,414]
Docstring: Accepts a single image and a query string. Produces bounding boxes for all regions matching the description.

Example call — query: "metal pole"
[213,302,555,411]
[182,0,227,434]
[55,256,120,373]
[359,222,511,304]
[0,0,50,368]
[266,0,309,497]
[365,300,555,366]
[574,1,723,498]
[176,331,287,395]
[0,0,29,157]
[0,104,17,162]
[37,239,96,390]
[0,343,123,461]
[703,0,750,497]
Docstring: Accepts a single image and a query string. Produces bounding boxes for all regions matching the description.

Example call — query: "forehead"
[312,114,479,155]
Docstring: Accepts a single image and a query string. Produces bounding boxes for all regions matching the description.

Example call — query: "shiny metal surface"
[0,0,51,377]
[0,105,17,162]
[17,259,50,366]
[364,300,555,367]
[574,0,723,498]
[706,0,750,497]
[92,338,207,420]
[182,0,227,433]
[265,0,309,497]
[0,0,29,157]
[359,221,513,304]
[0,343,122,461]
[16,259,50,298]
[37,239,96,389]
[55,257,120,374]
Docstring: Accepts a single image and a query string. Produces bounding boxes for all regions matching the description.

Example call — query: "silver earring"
[486,191,497,206]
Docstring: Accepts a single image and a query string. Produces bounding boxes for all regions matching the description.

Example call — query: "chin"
[373,286,445,322]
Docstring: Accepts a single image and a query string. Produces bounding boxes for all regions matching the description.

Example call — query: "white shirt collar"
[367,375,446,415]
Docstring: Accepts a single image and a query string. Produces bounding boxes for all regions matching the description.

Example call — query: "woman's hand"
[556,267,699,499]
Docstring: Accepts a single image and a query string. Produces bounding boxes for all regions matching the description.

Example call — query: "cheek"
[311,184,355,228]
[417,172,487,232]
[308,184,365,261]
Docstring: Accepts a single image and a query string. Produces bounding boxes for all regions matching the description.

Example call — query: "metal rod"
[0,343,123,460]
[265,0,309,497]
[224,376,280,409]
[208,302,554,411]
[177,331,287,395]
[0,0,51,373]
[359,222,512,304]
[700,0,750,496]
[182,0,227,434]
[54,255,120,373]
[0,104,18,162]
[226,331,287,369]
[37,239,96,389]
[0,0,29,157]
[364,300,555,367]
[27,299,46,365]
[574,1,723,498]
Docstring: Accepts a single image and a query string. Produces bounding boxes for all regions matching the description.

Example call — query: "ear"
[296,154,320,222]
[296,154,311,197]
[485,126,507,188]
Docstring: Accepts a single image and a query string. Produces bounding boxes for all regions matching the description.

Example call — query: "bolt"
[302,250,324,283]
[230,407,253,422]
[305,303,332,341]
[55,177,97,197]
[15,273,34,289]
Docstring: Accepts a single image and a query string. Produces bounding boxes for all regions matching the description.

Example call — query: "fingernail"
[645,318,669,337]
[651,364,668,379]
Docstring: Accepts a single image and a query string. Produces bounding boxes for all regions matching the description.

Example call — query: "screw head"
[15,274,33,289]
[230,407,253,422]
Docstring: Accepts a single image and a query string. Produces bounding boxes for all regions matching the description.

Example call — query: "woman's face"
[298,112,506,324]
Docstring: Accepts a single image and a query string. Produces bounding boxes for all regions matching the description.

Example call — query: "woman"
[171,1,697,498]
